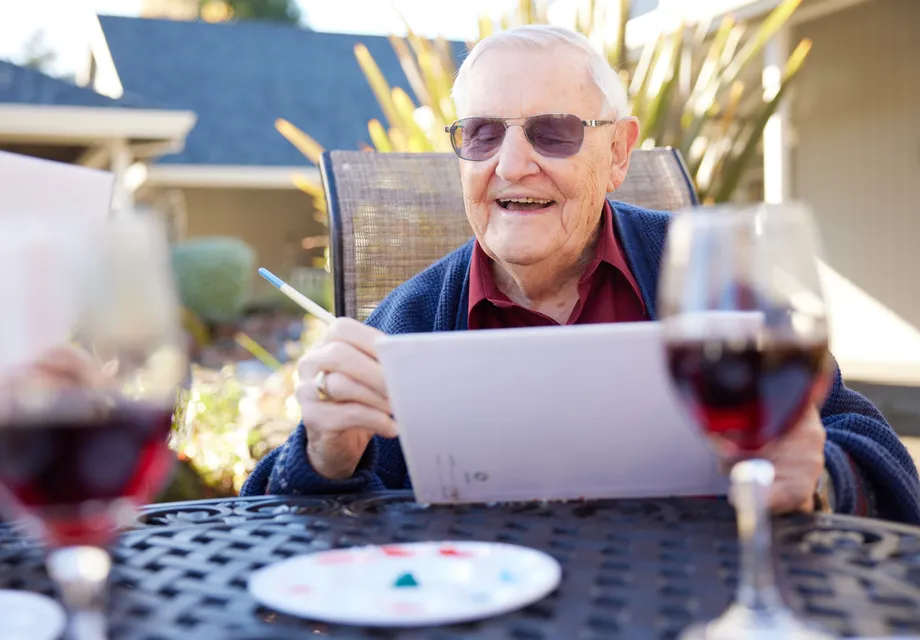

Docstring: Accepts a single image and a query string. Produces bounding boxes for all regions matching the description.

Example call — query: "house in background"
[77,15,466,289]
[0,59,195,215]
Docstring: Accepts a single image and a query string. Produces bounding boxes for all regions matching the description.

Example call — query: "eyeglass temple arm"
[445,118,617,132]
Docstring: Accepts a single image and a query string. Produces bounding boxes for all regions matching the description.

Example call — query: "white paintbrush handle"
[279,282,336,325]
[258,267,336,325]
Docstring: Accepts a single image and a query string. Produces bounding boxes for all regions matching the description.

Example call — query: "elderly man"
[242,25,920,524]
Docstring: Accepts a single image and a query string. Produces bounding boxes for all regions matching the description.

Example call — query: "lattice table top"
[2,491,920,639]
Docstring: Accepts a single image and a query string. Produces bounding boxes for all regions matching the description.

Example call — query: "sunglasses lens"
[450,114,587,160]
[526,114,585,158]
[455,118,506,160]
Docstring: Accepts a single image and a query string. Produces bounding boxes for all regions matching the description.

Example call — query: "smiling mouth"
[496,197,556,212]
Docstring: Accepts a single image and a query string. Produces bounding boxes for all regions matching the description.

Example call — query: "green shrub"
[171,237,256,324]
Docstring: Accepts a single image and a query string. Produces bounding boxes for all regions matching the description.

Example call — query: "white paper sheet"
[376,322,729,505]
[0,152,114,375]
[0,150,114,221]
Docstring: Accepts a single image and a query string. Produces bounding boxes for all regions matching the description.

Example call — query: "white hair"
[451,25,629,119]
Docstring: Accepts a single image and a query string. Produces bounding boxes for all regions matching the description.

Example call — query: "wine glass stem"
[46,546,111,640]
[732,459,783,612]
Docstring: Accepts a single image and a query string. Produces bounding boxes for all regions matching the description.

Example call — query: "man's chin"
[488,246,553,268]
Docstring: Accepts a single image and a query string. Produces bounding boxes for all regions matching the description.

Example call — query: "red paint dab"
[438,546,474,558]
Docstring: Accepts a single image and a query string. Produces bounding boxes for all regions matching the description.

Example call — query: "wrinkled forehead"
[457,45,604,120]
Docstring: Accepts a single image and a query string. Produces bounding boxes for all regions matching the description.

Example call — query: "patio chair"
[319,148,699,321]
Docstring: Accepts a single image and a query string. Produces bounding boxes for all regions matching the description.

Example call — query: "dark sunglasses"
[444,113,617,161]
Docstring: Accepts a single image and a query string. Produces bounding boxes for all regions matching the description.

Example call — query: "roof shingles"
[0,59,154,108]
[97,15,467,167]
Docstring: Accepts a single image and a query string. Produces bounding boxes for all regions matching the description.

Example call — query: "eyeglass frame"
[443,113,619,161]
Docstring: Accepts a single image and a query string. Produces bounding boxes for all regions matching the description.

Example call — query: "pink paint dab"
[438,546,474,558]
[381,546,415,557]
[288,585,313,595]
[391,602,424,614]
[317,551,354,565]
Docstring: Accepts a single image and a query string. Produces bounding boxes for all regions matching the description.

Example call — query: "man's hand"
[720,380,830,515]
[0,345,114,420]
[760,406,827,513]
[719,410,826,514]
[27,345,112,390]
[295,318,397,480]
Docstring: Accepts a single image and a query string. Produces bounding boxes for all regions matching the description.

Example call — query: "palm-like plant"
[280,0,810,221]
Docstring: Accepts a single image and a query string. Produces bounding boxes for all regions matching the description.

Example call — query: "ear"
[605,116,641,193]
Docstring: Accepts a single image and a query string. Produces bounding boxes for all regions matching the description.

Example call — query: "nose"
[494,124,540,183]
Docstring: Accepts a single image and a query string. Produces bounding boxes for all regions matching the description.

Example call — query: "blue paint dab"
[500,570,514,583]
[393,572,419,588]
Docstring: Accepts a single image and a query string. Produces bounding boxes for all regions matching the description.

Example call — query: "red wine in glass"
[0,398,175,547]
[666,338,830,456]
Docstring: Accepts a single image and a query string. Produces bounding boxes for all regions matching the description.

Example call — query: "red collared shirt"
[468,201,648,329]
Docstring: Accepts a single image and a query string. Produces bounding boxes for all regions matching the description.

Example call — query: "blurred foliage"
[288,266,335,311]
[162,230,334,497]
[19,30,57,72]
[163,235,308,499]
[158,316,328,500]
[279,0,810,208]
[198,0,301,24]
[173,366,249,495]
[158,367,247,500]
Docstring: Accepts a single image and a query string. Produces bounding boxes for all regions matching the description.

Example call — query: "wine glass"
[657,202,834,639]
[0,213,187,639]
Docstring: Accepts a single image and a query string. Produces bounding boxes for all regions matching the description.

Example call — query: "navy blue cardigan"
[241,201,920,524]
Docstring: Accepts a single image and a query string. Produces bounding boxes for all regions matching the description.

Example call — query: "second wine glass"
[0,214,187,640]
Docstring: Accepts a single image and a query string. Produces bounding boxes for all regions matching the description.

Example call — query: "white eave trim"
[145,164,320,190]
[87,13,124,99]
[619,0,875,50]
[0,105,197,144]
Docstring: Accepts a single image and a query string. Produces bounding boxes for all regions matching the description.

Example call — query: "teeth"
[499,197,552,204]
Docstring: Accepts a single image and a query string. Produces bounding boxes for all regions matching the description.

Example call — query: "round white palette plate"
[0,589,67,640]
[248,540,562,627]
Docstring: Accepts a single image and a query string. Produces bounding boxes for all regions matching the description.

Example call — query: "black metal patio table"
[2,491,920,639]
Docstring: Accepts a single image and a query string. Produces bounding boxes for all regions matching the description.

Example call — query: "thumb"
[768,479,816,515]
[810,372,832,409]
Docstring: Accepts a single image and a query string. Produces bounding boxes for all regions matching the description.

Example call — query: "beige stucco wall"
[146,186,324,297]
[791,0,920,330]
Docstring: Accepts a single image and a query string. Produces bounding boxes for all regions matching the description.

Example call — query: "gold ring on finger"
[314,370,333,402]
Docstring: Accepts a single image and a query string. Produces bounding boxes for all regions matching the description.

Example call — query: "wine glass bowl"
[0,391,178,548]
[659,203,833,459]
[664,323,831,458]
